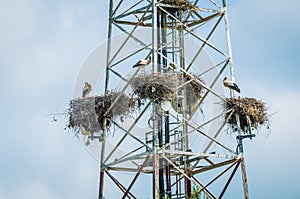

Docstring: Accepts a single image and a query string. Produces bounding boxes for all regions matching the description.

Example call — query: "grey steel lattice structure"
[96,0,253,198]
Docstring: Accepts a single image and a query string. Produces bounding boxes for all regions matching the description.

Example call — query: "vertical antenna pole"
[99,0,113,198]
[152,2,160,199]
[223,1,249,197]
[235,115,250,199]
[178,10,191,198]
[222,0,235,83]
[241,157,250,199]
[235,114,250,199]
[105,0,113,95]
[161,9,171,199]
[152,0,158,73]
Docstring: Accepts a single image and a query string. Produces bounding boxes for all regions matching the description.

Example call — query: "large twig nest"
[68,92,139,132]
[129,73,178,101]
[160,0,196,20]
[224,97,269,132]
[129,72,205,112]
[161,0,195,11]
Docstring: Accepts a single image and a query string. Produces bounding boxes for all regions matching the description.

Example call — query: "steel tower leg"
[224,0,250,196]
[99,0,113,198]
[152,1,160,197]
[241,158,249,199]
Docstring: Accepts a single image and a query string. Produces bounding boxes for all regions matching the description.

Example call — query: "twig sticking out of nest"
[129,72,204,106]
[68,92,140,132]
[224,97,268,132]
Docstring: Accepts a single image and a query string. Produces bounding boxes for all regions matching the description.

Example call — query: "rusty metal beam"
[162,154,217,199]
[198,160,239,193]
[105,170,136,199]
[122,156,150,199]
[241,158,250,199]
[114,12,221,29]
[107,166,153,173]
[192,159,237,175]
[103,100,152,164]
[219,160,241,199]
[186,13,221,27]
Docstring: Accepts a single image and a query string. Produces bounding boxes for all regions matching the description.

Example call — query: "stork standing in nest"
[82,82,92,98]
[223,76,241,94]
[132,56,151,74]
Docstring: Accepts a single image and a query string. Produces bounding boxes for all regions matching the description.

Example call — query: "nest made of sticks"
[224,97,268,132]
[129,73,177,102]
[160,0,195,18]
[161,0,194,11]
[68,92,139,132]
[129,72,204,105]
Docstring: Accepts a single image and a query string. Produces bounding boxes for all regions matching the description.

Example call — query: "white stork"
[82,82,92,98]
[132,56,151,68]
[223,76,241,93]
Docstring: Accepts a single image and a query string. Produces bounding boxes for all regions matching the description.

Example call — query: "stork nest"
[161,0,194,11]
[160,0,195,18]
[129,73,177,101]
[224,97,268,132]
[68,92,140,132]
[129,72,204,105]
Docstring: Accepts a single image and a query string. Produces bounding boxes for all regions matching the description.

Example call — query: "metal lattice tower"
[94,0,253,198]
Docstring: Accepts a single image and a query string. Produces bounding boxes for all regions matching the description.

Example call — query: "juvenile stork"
[82,82,92,98]
[223,76,241,93]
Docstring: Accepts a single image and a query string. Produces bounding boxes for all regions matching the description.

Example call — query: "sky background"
[0,0,300,198]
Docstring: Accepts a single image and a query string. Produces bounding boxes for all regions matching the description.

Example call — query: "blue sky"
[0,0,299,198]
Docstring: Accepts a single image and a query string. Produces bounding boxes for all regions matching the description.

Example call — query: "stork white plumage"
[82,82,92,98]
[223,76,241,93]
[132,56,151,69]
